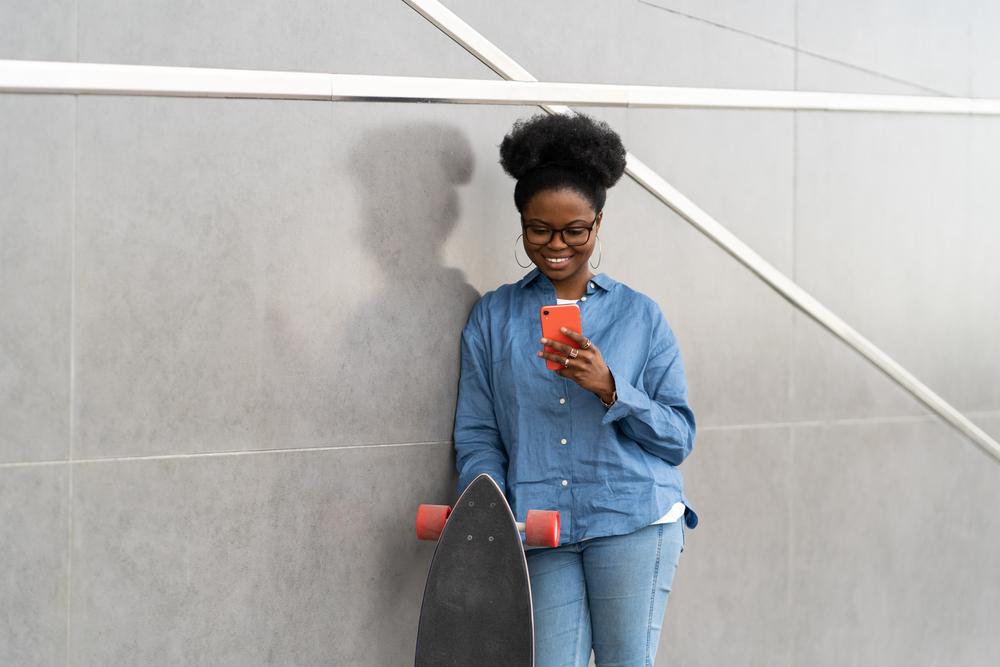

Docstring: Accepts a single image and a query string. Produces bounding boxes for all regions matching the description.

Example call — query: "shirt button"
[560,438,568,445]
[588,282,594,288]
[559,398,566,404]
[580,296,587,301]
[561,480,569,487]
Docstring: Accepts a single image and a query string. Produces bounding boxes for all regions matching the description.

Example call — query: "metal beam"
[3,58,1000,115]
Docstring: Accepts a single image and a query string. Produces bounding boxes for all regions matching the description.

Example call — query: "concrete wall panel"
[68,442,453,665]
[635,0,796,44]
[0,465,69,666]
[789,418,1000,666]
[446,0,793,89]
[970,3,1000,97]
[0,95,74,463]
[797,0,970,95]
[75,96,565,458]
[0,0,76,60]
[78,0,492,78]
[792,111,998,419]
[659,426,794,666]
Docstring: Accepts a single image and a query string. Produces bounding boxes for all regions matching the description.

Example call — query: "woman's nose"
[547,233,569,249]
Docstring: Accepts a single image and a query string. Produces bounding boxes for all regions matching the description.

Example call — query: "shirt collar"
[516,267,616,293]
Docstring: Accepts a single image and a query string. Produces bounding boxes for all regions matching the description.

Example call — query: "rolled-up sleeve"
[600,306,696,466]
[453,314,508,495]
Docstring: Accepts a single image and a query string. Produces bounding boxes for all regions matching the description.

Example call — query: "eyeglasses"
[521,213,599,247]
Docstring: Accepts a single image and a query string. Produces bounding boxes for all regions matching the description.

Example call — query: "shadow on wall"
[261,118,482,453]
[338,123,483,662]
[257,120,482,662]
[340,121,482,448]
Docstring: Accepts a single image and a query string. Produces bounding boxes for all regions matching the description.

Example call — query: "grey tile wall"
[658,426,795,666]
[606,174,796,427]
[788,417,1000,666]
[77,0,492,78]
[0,95,75,464]
[970,2,1000,96]
[797,0,971,96]
[73,96,548,459]
[445,0,794,88]
[68,442,454,666]
[0,0,76,61]
[0,465,69,667]
[792,110,999,419]
[795,55,935,95]
[635,0,796,44]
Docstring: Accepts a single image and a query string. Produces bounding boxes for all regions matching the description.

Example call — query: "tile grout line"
[699,410,1000,432]
[65,9,79,655]
[0,439,454,469]
[635,0,952,97]
[787,423,796,665]
[788,0,799,477]
[788,4,798,663]
[5,409,1000,471]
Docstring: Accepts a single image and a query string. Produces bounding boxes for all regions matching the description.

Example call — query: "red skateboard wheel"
[524,510,560,547]
[415,504,451,541]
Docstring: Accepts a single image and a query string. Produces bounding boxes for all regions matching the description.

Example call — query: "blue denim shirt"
[453,267,698,545]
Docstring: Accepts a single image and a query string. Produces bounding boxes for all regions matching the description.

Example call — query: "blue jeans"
[525,521,685,667]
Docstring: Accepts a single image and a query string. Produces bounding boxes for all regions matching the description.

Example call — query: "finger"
[559,327,585,342]
[540,337,576,355]
[562,327,597,351]
[536,350,568,364]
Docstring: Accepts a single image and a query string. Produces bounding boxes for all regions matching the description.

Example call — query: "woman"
[453,112,698,666]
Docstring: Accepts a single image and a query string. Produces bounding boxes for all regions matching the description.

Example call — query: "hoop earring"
[589,235,603,269]
[513,233,532,269]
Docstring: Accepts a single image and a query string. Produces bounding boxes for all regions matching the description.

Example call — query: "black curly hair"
[498,112,627,213]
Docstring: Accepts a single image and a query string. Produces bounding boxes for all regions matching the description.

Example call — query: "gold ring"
[562,356,570,368]
[581,339,592,350]
[569,348,579,358]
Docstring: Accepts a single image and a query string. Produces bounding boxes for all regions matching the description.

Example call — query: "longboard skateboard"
[414,473,560,666]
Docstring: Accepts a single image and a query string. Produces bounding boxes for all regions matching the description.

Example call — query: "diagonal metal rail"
[402,0,1000,464]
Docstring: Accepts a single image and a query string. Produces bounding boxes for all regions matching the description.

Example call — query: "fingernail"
[560,327,567,333]
[539,337,546,344]
[536,351,542,357]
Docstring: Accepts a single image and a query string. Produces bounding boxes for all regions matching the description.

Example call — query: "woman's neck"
[554,271,595,300]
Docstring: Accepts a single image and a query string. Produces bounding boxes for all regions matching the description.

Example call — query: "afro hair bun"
[498,112,627,189]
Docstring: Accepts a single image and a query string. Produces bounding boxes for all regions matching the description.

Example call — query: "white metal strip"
[0,59,331,99]
[402,0,1000,463]
[4,58,1000,115]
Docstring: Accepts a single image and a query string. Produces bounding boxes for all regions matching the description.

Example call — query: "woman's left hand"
[538,327,616,403]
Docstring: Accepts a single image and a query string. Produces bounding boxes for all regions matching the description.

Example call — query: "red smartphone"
[539,304,582,371]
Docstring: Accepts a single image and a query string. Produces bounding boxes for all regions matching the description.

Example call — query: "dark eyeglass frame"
[520,212,600,247]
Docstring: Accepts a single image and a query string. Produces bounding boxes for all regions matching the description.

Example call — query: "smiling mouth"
[542,255,573,267]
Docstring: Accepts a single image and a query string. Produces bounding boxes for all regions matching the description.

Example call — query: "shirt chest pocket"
[489,338,561,422]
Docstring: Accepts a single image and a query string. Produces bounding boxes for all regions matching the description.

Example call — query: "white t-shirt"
[554,296,684,526]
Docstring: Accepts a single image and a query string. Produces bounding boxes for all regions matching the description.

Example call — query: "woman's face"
[521,188,602,283]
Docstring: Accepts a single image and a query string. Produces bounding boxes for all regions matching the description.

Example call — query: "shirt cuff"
[600,365,641,425]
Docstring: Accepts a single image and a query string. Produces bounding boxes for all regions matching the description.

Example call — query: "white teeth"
[546,257,570,263]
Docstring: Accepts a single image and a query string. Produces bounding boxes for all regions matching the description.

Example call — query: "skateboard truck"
[416,503,561,548]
